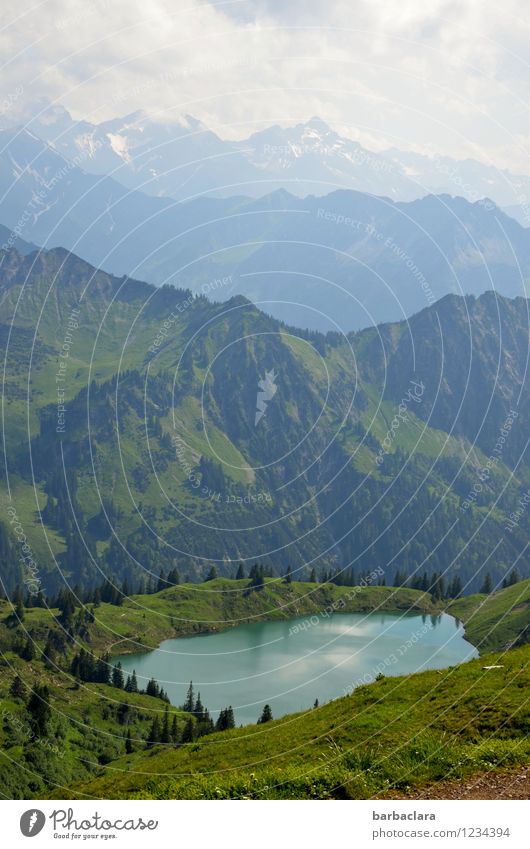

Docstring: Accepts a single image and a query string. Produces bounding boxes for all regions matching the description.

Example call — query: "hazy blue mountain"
[231,118,420,199]
[502,204,530,228]
[0,223,38,254]
[0,126,167,250]
[20,106,260,200]
[0,127,529,331]
[18,106,530,220]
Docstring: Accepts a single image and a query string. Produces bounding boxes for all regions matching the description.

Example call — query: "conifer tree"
[480,573,493,594]
[14,598,25,623]
[21,638,34,661]
[430,572,445,601]
[449,575,463,598]
[96,653,110,684]
[181,717,195,743]
[215,709,226,731]
[117,702,130,726]
[193,692,205,721]
[249,564,265,590]
[171,714,179,745]
[146,678,160,698]
[58,591,76,625]
[27,684,51,735]
[257,704,273,724]
[125,670,139,693]
[112,662,125,689]
[161,706,170,743]
[147,716,161,747]
[10,674,26,700]
[167,568,180,586]
[183,681,194,712]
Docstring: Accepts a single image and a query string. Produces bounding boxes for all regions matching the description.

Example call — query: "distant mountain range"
[11,105,530,225]
[1,243,529,593]
[0,124,529,330]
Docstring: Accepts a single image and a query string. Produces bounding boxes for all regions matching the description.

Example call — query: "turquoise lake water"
[116,611,477,726]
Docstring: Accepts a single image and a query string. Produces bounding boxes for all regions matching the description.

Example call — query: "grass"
[448,578,530,653]
[7,475,66,563]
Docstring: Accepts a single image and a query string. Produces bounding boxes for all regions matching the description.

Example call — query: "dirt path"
[386,767,530,800]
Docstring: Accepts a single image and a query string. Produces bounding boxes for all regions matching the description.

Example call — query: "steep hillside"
[1,246,529,594]
[0,620,189,799]
[448,578,530,652]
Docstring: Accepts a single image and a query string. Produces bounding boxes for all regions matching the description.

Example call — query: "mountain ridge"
[0,137,529,331]
[10,105,530,220]
[1,243,529,595]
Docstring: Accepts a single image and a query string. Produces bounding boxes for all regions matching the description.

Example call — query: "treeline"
[393,567,523,600]
[0,569,183,613]
[2,560,324,615]
[5,561,525,634]
[69,650,169,702]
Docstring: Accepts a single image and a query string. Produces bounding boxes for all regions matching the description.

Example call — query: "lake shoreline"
[94,578,441,657]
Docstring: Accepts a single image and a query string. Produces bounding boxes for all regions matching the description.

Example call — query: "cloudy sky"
[1,0,530,171]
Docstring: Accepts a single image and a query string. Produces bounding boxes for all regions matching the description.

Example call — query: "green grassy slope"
[448,579,530,653]
[52,644,530,800]
[0,652,189,799]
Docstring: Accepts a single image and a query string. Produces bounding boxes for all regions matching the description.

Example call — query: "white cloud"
[0,0,529,171]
